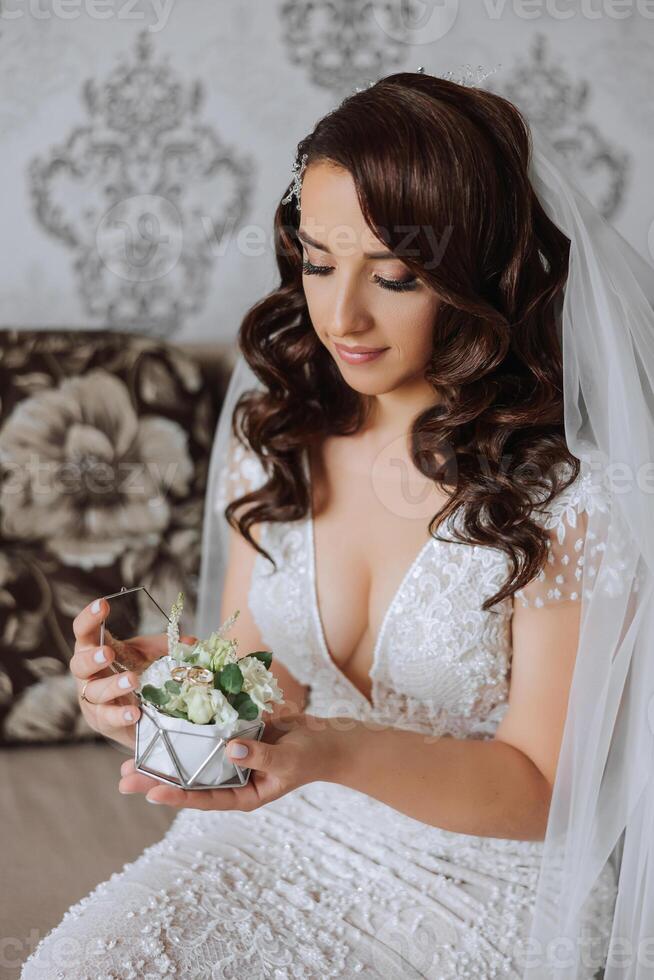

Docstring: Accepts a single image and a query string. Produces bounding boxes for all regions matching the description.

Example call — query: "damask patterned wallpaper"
[0,0,652,341]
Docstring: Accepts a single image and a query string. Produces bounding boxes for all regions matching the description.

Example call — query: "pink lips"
[334,343,388,364]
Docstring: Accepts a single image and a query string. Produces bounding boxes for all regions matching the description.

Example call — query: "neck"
[361,377,441,446]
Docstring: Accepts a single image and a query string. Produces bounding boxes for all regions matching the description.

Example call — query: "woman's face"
[298,160,441,398]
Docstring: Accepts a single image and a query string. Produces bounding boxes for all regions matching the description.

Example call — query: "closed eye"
[301,259,418,294]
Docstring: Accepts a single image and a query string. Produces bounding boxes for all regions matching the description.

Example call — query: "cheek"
[387,302,437,359]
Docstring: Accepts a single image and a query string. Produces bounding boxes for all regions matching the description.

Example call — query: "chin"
[335,365,400,397]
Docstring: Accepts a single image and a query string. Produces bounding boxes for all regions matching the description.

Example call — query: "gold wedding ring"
[170,664,213,687]
[188,667,213,686]
[80,679,94,704]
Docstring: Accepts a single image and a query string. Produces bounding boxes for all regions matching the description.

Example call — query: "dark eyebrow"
[297,227,397,260]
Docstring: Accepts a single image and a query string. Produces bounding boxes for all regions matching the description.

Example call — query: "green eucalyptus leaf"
[141,684,170,707]
[232,691,259,720]
[249,650,273,669]
[166,708,189,719]
[164,680,181,694]
[218,663,243,694]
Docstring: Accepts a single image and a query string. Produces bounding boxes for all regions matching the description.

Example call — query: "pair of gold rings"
[170,664,213,687]
[80,664,213,705]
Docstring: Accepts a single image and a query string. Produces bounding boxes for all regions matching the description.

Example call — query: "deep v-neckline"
[303,445,435,709]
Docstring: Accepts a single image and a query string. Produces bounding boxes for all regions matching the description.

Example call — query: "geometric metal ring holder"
[135,704,265,790]
[99,585,170,674]
[98,585,266,790]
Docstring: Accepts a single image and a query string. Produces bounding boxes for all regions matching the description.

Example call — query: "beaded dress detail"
[21,441,618,980]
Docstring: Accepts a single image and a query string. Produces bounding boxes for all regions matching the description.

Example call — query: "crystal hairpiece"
[354,61,502,93]
[430,62,502,86]
[281,152,309,210]
[281,62,502,210]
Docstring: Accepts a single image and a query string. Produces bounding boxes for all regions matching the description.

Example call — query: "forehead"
[300,160,389,256]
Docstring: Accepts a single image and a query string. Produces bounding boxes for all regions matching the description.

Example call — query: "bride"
[21,69,648,979]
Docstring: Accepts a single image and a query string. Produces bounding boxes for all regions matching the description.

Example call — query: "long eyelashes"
[301,259,418,294]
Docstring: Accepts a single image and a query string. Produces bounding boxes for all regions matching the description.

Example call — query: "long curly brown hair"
[224,71,579,611]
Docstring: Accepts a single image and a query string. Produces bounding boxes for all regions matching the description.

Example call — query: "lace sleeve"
[513,464,608,609]
[214,429,268,514]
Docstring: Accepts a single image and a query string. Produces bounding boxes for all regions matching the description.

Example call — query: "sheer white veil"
[522,125,654,979]
[196,350,264,638]
[196,111,654,978]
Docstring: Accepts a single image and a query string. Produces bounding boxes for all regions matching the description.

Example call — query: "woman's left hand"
[118,712,341,810]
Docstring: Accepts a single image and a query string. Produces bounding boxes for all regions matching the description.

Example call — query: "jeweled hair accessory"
[281,63,502,210]
[354,62,502,92]
[281,151,309,211]
[432,62,502,86]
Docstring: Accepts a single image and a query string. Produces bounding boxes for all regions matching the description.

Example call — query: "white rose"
[162,680,189,715]
[139,655,176,693]
[239,657,284,713]
[209,689,239,734]
[185,686,215,725]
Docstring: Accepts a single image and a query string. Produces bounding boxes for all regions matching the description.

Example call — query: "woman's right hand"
[70,597,196,751]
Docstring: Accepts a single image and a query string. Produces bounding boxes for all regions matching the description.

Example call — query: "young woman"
[22,71,632,979]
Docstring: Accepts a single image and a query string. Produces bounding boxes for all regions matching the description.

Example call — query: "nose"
[328,273,373,339]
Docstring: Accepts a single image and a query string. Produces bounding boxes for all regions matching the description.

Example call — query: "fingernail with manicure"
[118,675,133,689]
[229,743,249,758]
[91,599,102,614]
[94,648,107,664]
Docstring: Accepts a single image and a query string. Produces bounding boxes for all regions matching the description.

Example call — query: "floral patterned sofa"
[0,330,236,978]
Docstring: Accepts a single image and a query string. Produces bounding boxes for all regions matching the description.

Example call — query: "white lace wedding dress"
[21,443,618,980]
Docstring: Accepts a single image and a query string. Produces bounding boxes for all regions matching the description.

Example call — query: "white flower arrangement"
[137,592,284,736]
